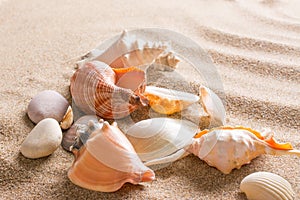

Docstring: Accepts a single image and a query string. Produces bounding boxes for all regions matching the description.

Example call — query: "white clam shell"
[126,117,198,166]
[20,118,62,159]
[240,172,295,200]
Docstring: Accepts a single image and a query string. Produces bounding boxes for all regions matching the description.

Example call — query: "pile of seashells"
[21,29,298,199]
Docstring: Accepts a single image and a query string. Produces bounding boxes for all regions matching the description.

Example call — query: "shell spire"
[187,126,300,174]
[70,61,147,119]
[68,120,155,192]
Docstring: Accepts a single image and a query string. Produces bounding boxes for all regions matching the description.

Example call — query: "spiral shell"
[187,126,300,174]
[70,61,147,119]
[68,120,155,192]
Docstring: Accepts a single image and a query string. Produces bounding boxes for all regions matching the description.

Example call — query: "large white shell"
[77,30,168,68]
[240,172,295,200]
[126,117,199,166]
[187,127,300,174]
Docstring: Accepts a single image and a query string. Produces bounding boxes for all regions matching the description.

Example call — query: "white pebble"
[20,118,62,159]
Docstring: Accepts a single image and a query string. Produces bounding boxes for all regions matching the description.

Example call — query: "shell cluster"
[21,30,299,194]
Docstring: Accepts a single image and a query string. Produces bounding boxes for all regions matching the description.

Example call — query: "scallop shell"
[126,118,199,166]
[68,120,155,192]
[240,172,295,200]
[27,90,73,129]
[77,30,168,69]
[143,86,200,115]
[70,61,148,119]
[187,126,300,174]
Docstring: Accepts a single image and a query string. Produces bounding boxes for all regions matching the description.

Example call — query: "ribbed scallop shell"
[126,118,199,166]
[68,120,155,192]
[70,61,147,119]
[240,172,295,200]
[187,126,300,174]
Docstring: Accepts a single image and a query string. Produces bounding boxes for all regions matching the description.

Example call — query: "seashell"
[240,171,295,200]
[199,86,226,126]
[61,115,101,152]
[77,30,168,68]
[68,120,155,192]
[60,106,74,129]
[126,118,199,166]
[20,118,62,159]
[143,86,200,115]
[70,61,148,119]
[27,90,73,129]
[187,126,300,174]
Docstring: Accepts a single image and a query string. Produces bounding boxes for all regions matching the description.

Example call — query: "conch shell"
[77,30,168,69]
[187,126,300,174]
[68,120,155,192]
[70,61,148,119]
[126,117,199,166]
[144,86,200,115]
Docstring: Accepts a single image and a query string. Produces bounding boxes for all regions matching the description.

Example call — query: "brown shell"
[70,61,147,119]
[67,121,155,192]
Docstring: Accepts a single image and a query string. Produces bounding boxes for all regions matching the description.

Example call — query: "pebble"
[27,90,69,124]
[20,118,62,159]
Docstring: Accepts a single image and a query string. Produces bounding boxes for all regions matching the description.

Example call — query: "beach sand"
[0,0,299,199]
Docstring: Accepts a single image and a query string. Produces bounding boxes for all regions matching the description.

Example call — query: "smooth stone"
[27,90,69,124]
[21,118,62,159]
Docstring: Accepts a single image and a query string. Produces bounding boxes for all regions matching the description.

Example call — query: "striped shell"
[70,61,147,119]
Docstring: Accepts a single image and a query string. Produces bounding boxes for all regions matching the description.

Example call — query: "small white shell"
[240,172,295,200]
[126,117,198,166]
[144,86,200,114]
[200,86,226,126]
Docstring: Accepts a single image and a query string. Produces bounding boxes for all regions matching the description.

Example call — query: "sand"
[0,0,299,199]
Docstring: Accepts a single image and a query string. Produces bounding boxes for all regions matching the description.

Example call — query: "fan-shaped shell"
[70,61,147,119]
[187,126,300,174]
[68,121,155,192]
[126,118,199,166]
[240,172,295,200]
